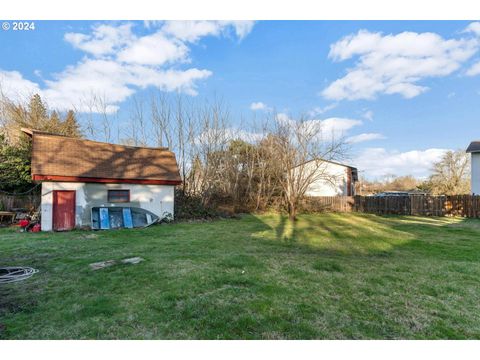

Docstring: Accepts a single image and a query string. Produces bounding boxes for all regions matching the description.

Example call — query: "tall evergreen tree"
[0,133,32,192]
[0,94,82,192]
[27,94,48,130]
[48,110,62,134]
[3,94,82,139]
[62,110,82,138]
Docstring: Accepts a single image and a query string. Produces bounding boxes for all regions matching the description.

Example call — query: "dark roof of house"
[22,129,182,184]
[466,141,480,153]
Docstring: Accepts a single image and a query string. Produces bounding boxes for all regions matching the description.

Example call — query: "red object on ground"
[19,219,30,228]
[31,223,41,232]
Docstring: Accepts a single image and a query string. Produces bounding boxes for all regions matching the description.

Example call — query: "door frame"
[52,190,76,231]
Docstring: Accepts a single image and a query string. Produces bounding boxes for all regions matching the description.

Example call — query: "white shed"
[23,129,182,231]
[467,141,480,195]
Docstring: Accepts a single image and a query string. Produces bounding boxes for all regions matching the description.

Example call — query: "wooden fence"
[0,194,40,211]
[301,196,355,213]
[303,195,480,218]
[1,192,479,218]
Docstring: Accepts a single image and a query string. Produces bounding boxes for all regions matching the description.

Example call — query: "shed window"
[108,190,130,203]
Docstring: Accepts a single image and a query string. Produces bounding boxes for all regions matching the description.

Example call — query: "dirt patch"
[0,287,38,315]
[78,233,99,240]
[89,260,116,270]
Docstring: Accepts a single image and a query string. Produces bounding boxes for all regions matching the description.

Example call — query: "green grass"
[1,213,480,339]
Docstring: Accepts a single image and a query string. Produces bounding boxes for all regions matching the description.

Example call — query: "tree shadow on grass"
[252,212,480,262]
[248,213,480,339]
[374,215,480,263]
[2,214,480,339]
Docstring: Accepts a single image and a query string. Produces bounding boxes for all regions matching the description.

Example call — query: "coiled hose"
[0,267,39,284]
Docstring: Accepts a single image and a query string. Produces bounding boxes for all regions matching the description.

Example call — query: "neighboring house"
[467,141,480,195]
[299,159,358,196]
[22,129,182,231]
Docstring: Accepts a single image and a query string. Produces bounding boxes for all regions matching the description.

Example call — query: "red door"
[53,190,76,231]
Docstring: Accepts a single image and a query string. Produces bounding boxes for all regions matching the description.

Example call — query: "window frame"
[107,189,130,203]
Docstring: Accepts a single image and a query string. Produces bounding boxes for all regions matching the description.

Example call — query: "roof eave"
[20,127,34,137]
[32,174,182,185]
[466,142,480,153]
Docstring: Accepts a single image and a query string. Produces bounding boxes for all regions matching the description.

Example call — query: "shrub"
[174,190,222,220]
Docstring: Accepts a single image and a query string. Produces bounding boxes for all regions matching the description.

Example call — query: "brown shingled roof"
[25,129,182,184]
[466,141,480,153]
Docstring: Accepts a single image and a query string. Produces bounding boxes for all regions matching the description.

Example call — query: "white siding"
[472,153,480,195]
[41,182,175,231]
[301,161,352,197]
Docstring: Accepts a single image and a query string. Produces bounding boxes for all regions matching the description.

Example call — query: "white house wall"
[301,161,350,196]
[472,153,480,194]
[41,182,175,231]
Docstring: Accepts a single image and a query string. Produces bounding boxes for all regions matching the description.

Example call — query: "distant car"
[371,191,429,197]
[372,191,410,197]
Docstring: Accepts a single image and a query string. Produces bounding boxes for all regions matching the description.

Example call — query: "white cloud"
[354,147,449,178]
[197,116,362,146]
[162,21,227,42]
[1,21,255,112]
[464,22,480,37]
[117,33,189,66]
[276,112,291,123]
[231,21,256,40]
[34,59,212,111]
[362,110,374,121]
[320,117,362,138]
[162,20,255,43]
[250,101,270,111]
[276,113,362,140]
[195,114,363,148]
[466,61,480,76]
[346,133,385,144]
[309,103,338,116]
[43,59,134,110]
[0,70,41,102]
[132,68,212,95]
[65,23,135,57]
[322,29,479,101]
[143,21,163,29]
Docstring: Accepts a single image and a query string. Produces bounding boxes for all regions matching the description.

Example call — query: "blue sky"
[1,20,479,179]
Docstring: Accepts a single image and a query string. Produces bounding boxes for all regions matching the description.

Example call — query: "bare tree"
[130,96,148,146]
[150,93,197,195]
[193,99,231,203]
[151,92,173,148]
[78,93,98,140]
[94,94,113,143]
[121,92,349,217]
[251,132,282,210]
[269,113,347,220]
[424,150,470,195]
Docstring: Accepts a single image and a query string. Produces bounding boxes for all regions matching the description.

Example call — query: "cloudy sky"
[1,20,479,179]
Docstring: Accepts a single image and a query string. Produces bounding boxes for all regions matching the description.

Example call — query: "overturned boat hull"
[91,207,159,230]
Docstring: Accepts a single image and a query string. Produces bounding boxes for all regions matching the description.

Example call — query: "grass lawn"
[1,213,480,339]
